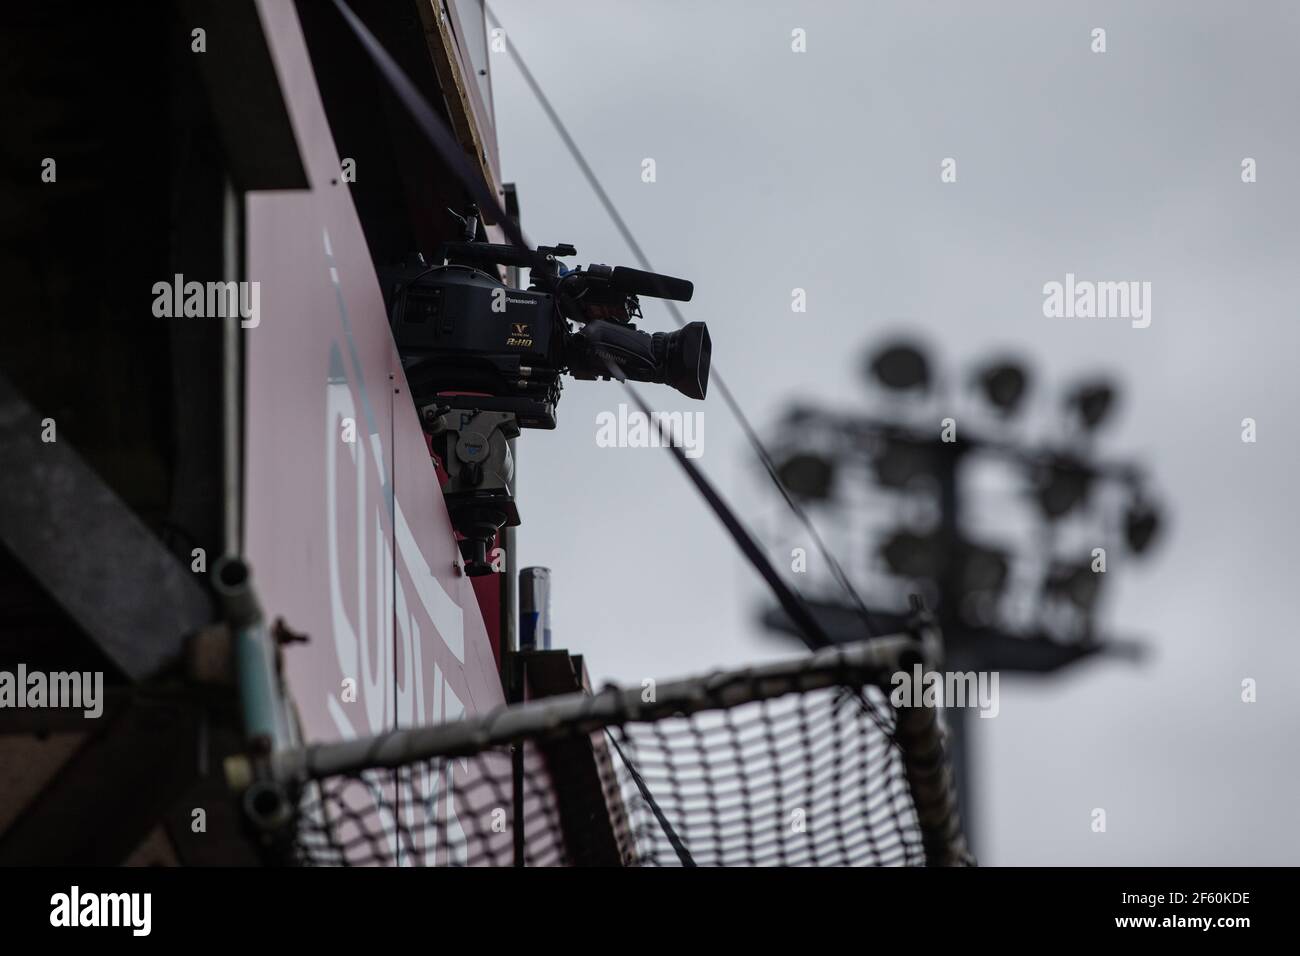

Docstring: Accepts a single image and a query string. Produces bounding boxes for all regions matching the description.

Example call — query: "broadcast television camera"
[386,239,710,429]
[383,234,711,573]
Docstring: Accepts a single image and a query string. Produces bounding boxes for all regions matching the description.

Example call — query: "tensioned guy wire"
[329,0,875,654]
[483,2,883,638]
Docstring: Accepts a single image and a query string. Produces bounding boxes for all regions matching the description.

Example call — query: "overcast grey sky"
[491,0,1300,864]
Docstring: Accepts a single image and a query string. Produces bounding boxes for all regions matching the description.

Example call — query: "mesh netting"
[615,686,924,865]
[272,640,969,867]
[290,686,924,866]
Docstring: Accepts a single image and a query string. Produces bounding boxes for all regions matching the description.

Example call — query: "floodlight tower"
[760,339,1164,850]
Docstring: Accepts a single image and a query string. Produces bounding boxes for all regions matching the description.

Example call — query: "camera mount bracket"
[422,404,521,576]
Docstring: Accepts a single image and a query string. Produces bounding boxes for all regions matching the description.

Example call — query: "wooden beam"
[516,650,639,865]
[415,0,504,222]
[0,693,200,864]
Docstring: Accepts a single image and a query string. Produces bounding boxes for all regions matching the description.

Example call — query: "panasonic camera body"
[386,241,710,429]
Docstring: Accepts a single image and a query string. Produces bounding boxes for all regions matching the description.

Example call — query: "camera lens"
[574,319,712,401]
[656,321,711,400]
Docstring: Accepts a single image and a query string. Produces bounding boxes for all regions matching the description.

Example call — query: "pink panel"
[244,0,506,783]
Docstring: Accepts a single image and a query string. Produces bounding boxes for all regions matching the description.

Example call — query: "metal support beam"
[0,373,212,681]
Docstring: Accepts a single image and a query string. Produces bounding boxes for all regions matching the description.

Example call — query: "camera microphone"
[606,266,694,302]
